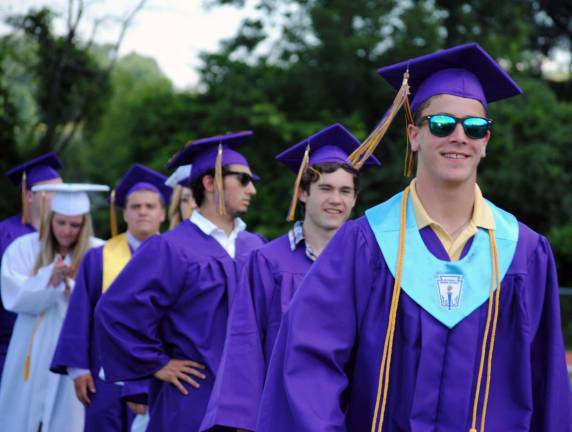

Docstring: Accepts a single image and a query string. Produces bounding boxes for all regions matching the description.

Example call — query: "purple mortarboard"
[348,42,523,176]
[113,164,172,208]
[5,152,64,225]
[378,42,523,114]
[5,152,63,189]
[276,123,381,173]
[277,123,380,221]
[167,132,257,215]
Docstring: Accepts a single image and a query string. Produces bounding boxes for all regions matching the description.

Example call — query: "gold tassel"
[21,172,28,225]
[214,143,226,216]
[110,190,118,238]
[24,313,45,380]
[286,145,311,222]
[38,192,46,239]
[349,70,411,170]
[403,96,415,177]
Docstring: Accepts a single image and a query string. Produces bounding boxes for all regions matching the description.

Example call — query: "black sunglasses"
[223,171,255,186]
[417,114,493,139]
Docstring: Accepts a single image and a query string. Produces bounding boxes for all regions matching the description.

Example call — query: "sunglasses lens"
[428,115,456,137]
[239,174,252,186]
[463,117,490,139]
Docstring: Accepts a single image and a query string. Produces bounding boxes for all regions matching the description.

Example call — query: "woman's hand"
[49,254,72,287]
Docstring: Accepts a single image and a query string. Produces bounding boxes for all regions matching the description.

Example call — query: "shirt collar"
[409,179,495,230]
[190,209,247,237]
[126,231,143,251]
[288,220,317,262]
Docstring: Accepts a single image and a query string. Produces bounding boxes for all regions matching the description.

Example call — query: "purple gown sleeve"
[201,249,271,431]
[257,221,379,432]
[94,236,189,382]
[121,380,149,405]
[51,248,101,374]
[527,236,572,431]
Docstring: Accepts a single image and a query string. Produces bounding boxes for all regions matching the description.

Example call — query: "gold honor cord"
[286,145,310,222]
[110,189,118,238]
[348,70,411,171]
[214,143,226,216]
[24,313,45,380]
[470,230,501,432]
[370,186,409,432]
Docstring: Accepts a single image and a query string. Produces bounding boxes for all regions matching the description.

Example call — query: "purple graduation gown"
[201,233,312,431]
[0,214,34,379]
[50,246,136,431]
[257,217,572,432]
[94,220,265,432]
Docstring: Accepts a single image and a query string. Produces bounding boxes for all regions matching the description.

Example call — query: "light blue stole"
[365,191,519,329]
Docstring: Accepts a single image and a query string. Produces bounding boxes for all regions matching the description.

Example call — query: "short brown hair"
[297,162,359,213]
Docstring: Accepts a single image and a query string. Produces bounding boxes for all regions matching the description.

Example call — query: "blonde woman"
[166,164,195,229]
[0,183,108,432]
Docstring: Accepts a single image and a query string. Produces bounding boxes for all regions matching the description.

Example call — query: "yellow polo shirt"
[409,179,495,261]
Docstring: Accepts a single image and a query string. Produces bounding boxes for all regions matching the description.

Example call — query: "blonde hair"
[168,185,193,230]
[32,211,94,276]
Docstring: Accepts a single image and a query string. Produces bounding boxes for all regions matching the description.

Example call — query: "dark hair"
[298,162,359,212]
[190,166,234,207]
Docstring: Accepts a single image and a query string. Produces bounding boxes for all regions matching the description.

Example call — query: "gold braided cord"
[24,313,45,380]
[469,230,501,432]
[21,172,28,225]
[286,145,311,222]
[110,189,118,238]
[480,231,502,431]
[371,186,410,432]
[214,143,226,216]
[349,71,411,170]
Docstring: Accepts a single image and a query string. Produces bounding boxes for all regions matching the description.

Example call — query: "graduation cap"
[5,152,64,225]
[108,164,173,236]
[167,131,257,215]
[165,164,193,188]
[276,123,381,221]
[30,182,108,239]
[348,42,523,176]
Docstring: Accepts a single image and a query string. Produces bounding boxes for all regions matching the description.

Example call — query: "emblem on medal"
[436,275,463,310]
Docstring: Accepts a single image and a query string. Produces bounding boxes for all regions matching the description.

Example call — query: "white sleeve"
[68,367,91,380]
[1,236,65,315]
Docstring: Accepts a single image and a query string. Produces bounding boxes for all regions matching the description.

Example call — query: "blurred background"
[0,0,570,348]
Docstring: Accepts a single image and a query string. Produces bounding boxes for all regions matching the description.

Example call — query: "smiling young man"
[50,164,172,432]
[256,44,571,432]
[94,132,266,432]
[200,123,380,432]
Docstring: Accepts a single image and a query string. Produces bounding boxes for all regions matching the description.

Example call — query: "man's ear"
[407,123,421,152]
[202,175,215,193]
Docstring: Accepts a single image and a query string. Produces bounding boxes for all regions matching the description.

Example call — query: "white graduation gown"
[0,232,104,432]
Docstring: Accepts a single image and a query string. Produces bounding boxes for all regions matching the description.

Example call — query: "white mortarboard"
[165,164,193,188]
[31,183,110,216]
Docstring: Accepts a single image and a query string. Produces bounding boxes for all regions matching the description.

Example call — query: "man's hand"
[153,359,206,395]
[127,402,148,415]
[74,373,96,406]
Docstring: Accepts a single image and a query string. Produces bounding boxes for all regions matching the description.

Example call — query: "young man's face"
[123,190,165,241]
[408,94,490,186]
[222,164,257,217]
[299,168,357,232]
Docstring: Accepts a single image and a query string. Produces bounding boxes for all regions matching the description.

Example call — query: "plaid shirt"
[288,220,317,262]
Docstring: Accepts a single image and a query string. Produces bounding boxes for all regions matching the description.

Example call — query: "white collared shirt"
[190,210,246,258]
